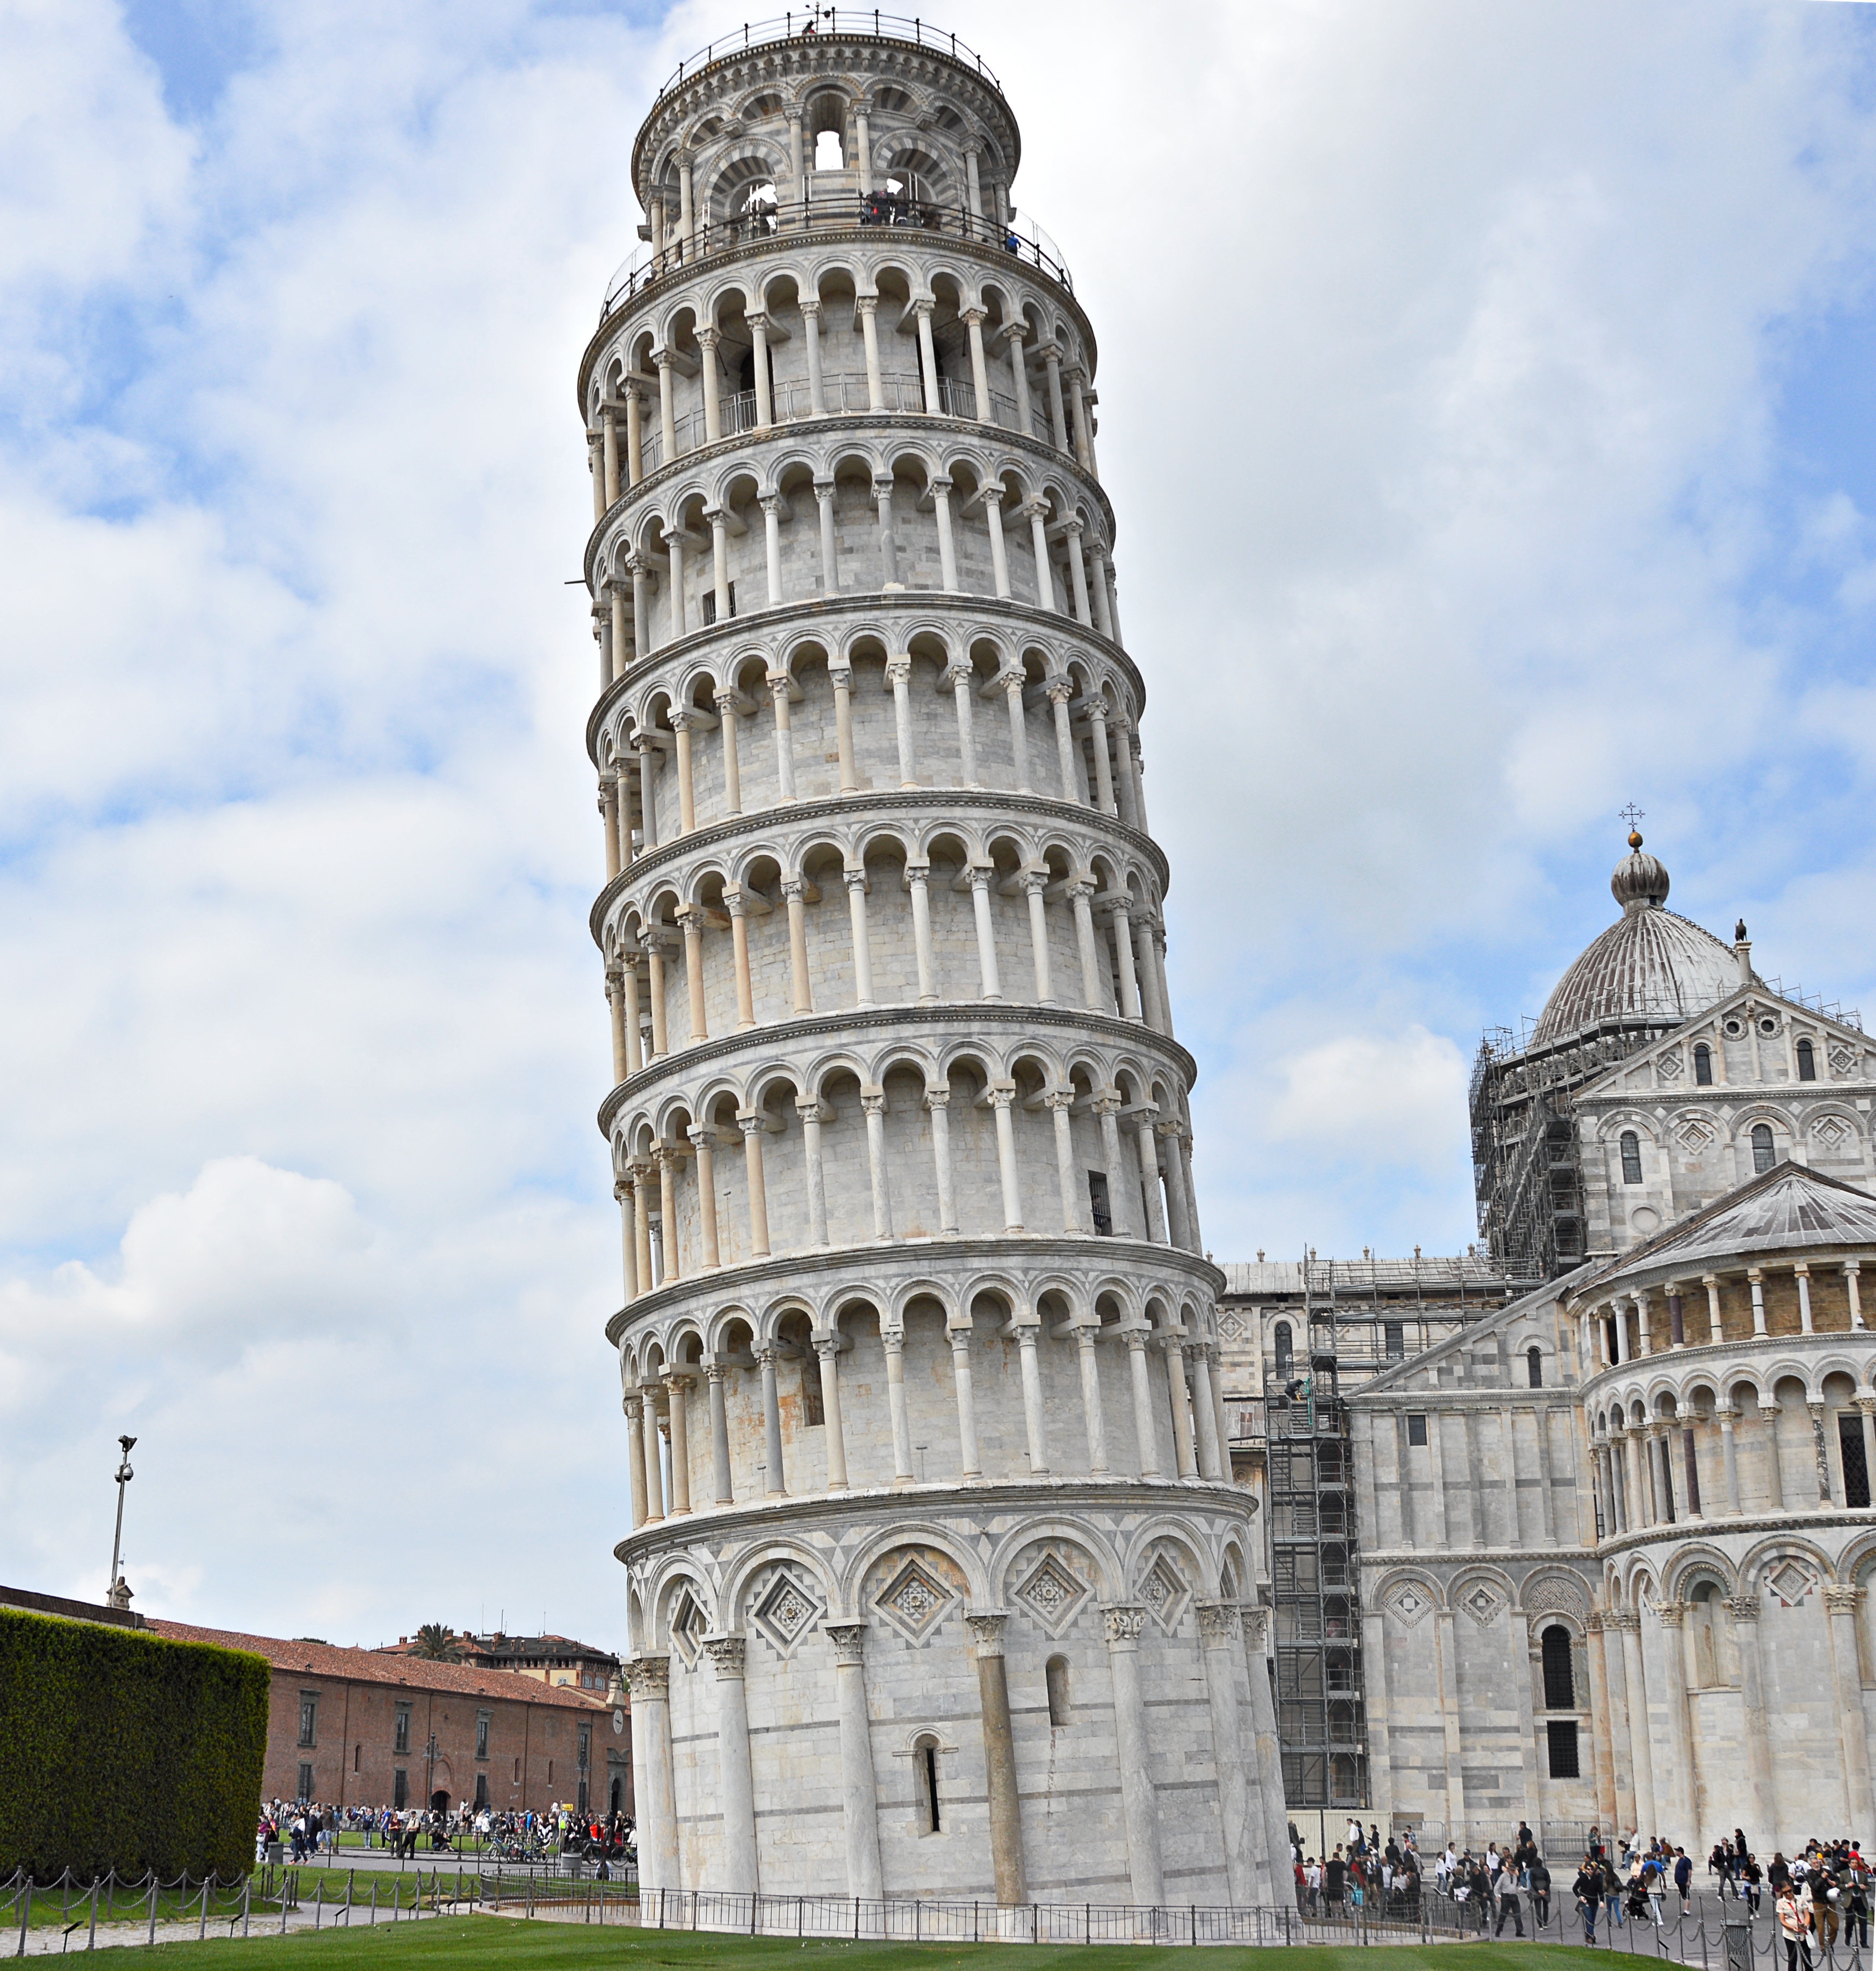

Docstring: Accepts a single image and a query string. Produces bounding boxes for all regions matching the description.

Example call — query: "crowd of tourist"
[1287,1819,1874,1953]
[253,1801,635,1869]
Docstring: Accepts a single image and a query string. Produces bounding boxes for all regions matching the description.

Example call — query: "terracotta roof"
[146,1620,613,1710]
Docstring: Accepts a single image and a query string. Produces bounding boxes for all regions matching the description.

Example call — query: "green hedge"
[0,1608,271,1881]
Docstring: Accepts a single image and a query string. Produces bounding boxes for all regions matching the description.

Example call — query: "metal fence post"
[87,1873,100,1951]
[17,1875,31,1958]
[146,1874,158,1946]
[200,1877,211,1940]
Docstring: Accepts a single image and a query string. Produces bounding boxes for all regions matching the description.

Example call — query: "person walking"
[1529,1853,1553,1930]
[1845,1852,1871,1953]
[1575,1856,1605,1946]
[1744,1854,1764,1917]
[1495,1861,1527,1938]
[1675,1847,1694,1911]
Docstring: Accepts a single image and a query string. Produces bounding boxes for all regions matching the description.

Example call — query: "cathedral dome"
[1531,832,1745,1045]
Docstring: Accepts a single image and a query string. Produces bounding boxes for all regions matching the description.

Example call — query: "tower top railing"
[652,12,1002,103]
[600,196,1070,322]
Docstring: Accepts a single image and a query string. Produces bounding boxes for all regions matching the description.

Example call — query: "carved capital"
[1102,1604,1147,1647]
[1656,1601,1686,1628]
[923,1086,950,1113]
[825,1622,867,1666]
[861,1090,888,1118]
[1725,1593,1760,1623]
[844,868,870,895]
[701,1634,747,1682]
[625,1655,670,1700]
[964,1612,1008,1656]
[736,1111,767,1139]
[1195,1600,1241,1646]
[1826,1585,1864,1617]
[1042,1087,1076,1114]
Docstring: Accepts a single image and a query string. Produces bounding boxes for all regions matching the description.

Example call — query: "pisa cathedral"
[578,16,1876,1906]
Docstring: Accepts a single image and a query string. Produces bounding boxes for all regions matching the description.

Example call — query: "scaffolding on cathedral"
[1222,1249,1521,1816]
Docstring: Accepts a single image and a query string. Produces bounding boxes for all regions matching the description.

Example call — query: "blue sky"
[5,0,1876,1647]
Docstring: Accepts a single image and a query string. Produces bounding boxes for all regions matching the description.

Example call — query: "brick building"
[149,1620,631,1818]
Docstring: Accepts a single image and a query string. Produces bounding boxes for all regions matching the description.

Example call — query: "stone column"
[1593,1609,1636,1834]
[756,1343,786,1496]
[825,1625,884,1901]
[760,494,783,605]
[1004,672,1032,790]
[1797,1260,1815,1335]
[945,663,978,784]
[875,480,901,591]
[1618,1609,1657,1836]
[967,1613,1027,1905]
[1826,1585,1874,1835]
[801,300,825,415]
[768,673,796,800]
[829,665,858,792]
[1810,1399,1835,1505]
[655,349,677,462]
[1240,1605,1291,1885]
[968,867,1003,1000]
[980,488,1011,599]
[846,870,876,1006]
[705,1363,733,1505]
[1859,1394,1876,1502]
[1063,518,1093,626]
[1654,1601,1696,1835]
[856,296,882,410]
[1749,1267,1768,1336]
[1024,499,1057,613]
[624,1385,647,1528]
[1069,881,1104,1010]
[1088,543,1117,640]
[926,1086,959,1234]
[1195,1601,1260,1904]
[1583,1610,1621,1829]
[720,692,747,814]
[913,300,941,412]
[629,554,650,665]
[932,475,958,589]
[989,1083,1024,1232]
[1045,1088,1079,1231]
[1067,368,1096,474]
[1094,1091,1134,1233]
[796,1095,830,1245]
[816,1335,848,1491]
[816,479,838,595]
[1848,1260,1865,1330]
[627,1656,678,1892]
[703,510,730,631]
[1681,1422,1702,1518]
[1015,1320,1049,1474]
[1163,1336,1199,1477]
[705,1636,758,1894]
[1715,1405,1743,1513]
[677,905,708,1043]
[1042,345,1069,451]
[625,381,645,486]
[630,1159,655,1292]
[1073,1321,1110,1475]
[1109,900,1143,1018]
[1160,1119,1196,1250]
[749,314,773,429]
[661,1373,692,1516]
[782,879,812,1014]
[1003,324,1032,432]
[1727,1590,1775,1850]
[949,1322,983,1478]
[654,1143,682,1283]
[882,1328,914,1483]
[1126,1329,1161,1477]
[726,892,755,1031]
[1704,1273,1725,1344]
[962,308,992,422]
[861,1089,894,1240]
[738,1111,771,1258]
[1134,1111,1169,1243]
[1188,1343,1224,1480]
[1049,682,1081,800]
[688,1126,720,1269]
[1103,1606,1163,1903]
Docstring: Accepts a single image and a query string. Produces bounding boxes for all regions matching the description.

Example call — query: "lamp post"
[107,1435,136,1607]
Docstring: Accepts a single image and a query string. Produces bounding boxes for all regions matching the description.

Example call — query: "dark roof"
[148,1620,612,1709]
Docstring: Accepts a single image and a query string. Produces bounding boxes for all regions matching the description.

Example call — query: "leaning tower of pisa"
[580,15,1279,1911]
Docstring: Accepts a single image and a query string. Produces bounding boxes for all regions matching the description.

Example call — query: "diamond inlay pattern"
[1013,1554,1088,1637]
[752,1571,820,1655]
[1139,1555,1189,1632]
[874,1558,953,1642]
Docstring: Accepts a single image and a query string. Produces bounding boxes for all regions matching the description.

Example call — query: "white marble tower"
[580,17,1276,1908]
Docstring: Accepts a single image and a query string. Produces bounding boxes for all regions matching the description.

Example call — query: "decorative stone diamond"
[1677,1118,1716,1152]
[1215,1311,1245,1343]
[1013,1554,1088,1637]
[1139,1555,1189,1632]
[1831,1044,1859,1078]
[1386,1584,1430,1629]
[1766,1562,1814,1608]
[1656,1052,1684,1084]
[1460,1583,1502,1627]
[1813,1115,1852,1151]
[669,1589,707,1663]
[874,1558,953,1642]
[752,1571,819,1655]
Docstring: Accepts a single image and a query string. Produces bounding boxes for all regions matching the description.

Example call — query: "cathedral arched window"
[1540,1624,1575,1709]
[913,1734,942,1833]
[1273,1321,1293,1382]
[1694,1044,1714,1086]
[1619,1131,1643,1185]
[1797,1038,1817,1082]
[1751,1123,1775,1173]
[1527,1346,1543,1389]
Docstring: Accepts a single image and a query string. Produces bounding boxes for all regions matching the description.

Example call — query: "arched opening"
[1540,1623,1575,1708]
[1797,1038,1817,1082]
[610,1776,623,1815]
[1273,1320,1293,1383]
[1688,1581,1721,1687]
[1694,1043,1714,1085]
[913,1734,942,1833]
[1751,1122,1775,1173]
[1619,1131,1643,1185]
[1045,1655,1070,1727]
[814,129,843,171]
[430,1789,450,1813]
[1527,1345,1543,1389]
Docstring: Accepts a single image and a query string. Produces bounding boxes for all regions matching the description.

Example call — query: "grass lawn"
[124,1918,1612,1969]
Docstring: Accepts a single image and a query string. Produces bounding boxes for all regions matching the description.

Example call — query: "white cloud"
[5,0,1876,1643]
